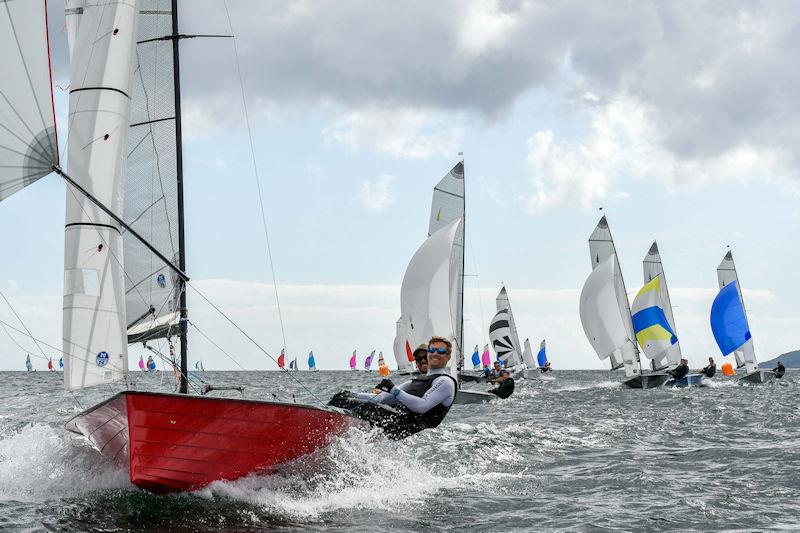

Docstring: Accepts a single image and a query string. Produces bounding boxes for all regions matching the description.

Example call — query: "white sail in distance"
[587,216,640,376]
[392,317,415,372]
[495,286,523,366]
[522,338,536,369]
[400,217,463,380]
[63,1,138,390]
[717,250,758,372]
[428,162,464,370]
[639,241,681,368]
[580,255,639,377]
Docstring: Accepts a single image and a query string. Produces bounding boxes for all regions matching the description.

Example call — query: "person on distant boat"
[773,361,786,379]
[667,358,690,380]
[488,370,515,399]
[540,361,552,373]
[327,336,458,439]
[700,357,716,378]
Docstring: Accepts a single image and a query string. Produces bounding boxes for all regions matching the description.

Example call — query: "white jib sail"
[495,286,523,366]
[580,255,639,377]
[428,162,465,367]
[0,1,59,199]
[588,216,640,375]
[642,241,682,368]
[400,217,463,380]
[522,338,536,369]
[63,1,139,390]
[717,250,757,372]
[392,317,415,372]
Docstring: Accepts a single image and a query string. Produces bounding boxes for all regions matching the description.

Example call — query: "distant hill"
[761,350,800,368]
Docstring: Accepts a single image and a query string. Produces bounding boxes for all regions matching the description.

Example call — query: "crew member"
[488,370,515,399]
[328,336,457,439]
[489,361,503,378]
[700,357,716,378]
[667,358,690,380]
[773,361,786,379]
[541,361,552,373]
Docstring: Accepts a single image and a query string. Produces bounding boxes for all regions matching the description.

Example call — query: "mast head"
[648,241,659,254]
[597,215,608,229]
[724,250,733,260]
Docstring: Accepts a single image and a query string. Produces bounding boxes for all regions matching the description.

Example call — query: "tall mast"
[458,154,465,376]
[172,0,189,394]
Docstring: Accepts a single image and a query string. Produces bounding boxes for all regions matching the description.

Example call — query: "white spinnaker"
[63,1,138,390]
[522,338,536,369]
[392,317,415,372]
[428,162,465,368]
[580,255,638,377]
[717,251,757,372]
[400,217,463,379]
[495,286,523,366]
[588,216,640,375]
[642,242,681,367]
[0,1,58,199]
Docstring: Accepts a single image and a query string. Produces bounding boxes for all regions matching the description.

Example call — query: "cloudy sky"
[2,0,799,371]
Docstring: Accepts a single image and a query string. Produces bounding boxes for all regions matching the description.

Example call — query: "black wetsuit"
[700,364,716,378]
[668,363,689,380]
[540,366,552,373]
[488,377,515,399]
[328,373,457,440]
[774,363,786,379]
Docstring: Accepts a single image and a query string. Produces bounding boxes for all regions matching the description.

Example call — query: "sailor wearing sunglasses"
[327,336,458,439]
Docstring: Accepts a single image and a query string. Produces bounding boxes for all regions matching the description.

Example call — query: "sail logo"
[156,273,167,288]
[96,351,109,367]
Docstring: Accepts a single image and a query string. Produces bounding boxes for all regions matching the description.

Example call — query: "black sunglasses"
[427,347,448,355]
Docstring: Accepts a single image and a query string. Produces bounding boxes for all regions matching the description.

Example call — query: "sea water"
[0,370,798,532]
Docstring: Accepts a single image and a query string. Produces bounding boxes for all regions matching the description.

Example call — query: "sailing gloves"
[376,379,395,393]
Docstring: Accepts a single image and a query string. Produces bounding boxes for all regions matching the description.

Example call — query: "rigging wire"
[222,0,289,359]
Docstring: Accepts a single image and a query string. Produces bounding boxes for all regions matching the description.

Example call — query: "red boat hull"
[66,391,362,492]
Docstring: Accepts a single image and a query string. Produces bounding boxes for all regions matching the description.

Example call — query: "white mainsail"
[428,161,465,367]
[580,255,638,376]
[494,286,523,367]
[522,338,536,369]
[63,1,138,390]
[637,241,681,368]
[400,217,463,379]
[587,216,640,376]
[717,250,757,372]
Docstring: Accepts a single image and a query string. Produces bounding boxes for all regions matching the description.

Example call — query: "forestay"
[63,1,138,391]
[588,216,640,374]
[0,1,58,200]
[399,217,463,379]
[579,255,638,377]
[716,251,758,372]
[124,1,182,343]
[642,241,681,367]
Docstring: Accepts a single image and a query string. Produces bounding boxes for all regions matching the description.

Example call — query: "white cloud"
[323,107,463,159]
[355,174,396,212]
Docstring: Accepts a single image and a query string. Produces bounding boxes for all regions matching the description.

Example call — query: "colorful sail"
[537,340,548,368]
[289,358,296,371]
[59,357,63,369]
[138,356,145,371]
[490,309,516,364]
[642,241,681,367]
[471,345,481,369]
[710,280,751,356]
[364,350,375,370]
[308,351,317,371]
[377,351,386,367]
[147,356,156,371]
[277,349,286,369]
[48,358,54,371]
[631,276,678,362]
[25,354,32,372]
[716,251,757,372]
[481,344,491,368]
[349,350,357,370]
[392,318,416,372]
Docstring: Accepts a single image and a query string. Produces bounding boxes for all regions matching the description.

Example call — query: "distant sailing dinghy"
[25,355,33,372]
[308,351,318,371]
[579,217,668,389]
[364,350,375,371]
[349,350,357,371]
[490,286,527,380]
[0,1,362,492]
[523,339,554,381]
[711,251,774,384]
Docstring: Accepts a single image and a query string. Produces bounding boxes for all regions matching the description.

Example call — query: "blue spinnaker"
[308,352,316,369]
[710,280,751,356]
[471,348,480,368]
[537,347,547,368]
